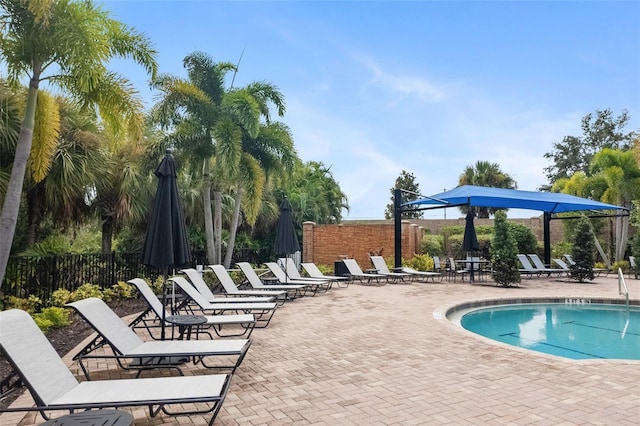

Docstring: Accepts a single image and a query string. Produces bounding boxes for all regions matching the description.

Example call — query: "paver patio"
[3,274,639,425]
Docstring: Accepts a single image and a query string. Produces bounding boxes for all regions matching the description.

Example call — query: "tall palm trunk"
[25,183,46,247]
[101,214,115,254]
[202,159,215,264]
[223,183,243,268]
[0,77,39,287]
[213,190,222,264]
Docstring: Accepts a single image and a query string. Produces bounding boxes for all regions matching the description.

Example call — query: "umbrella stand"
[161,268,168,340]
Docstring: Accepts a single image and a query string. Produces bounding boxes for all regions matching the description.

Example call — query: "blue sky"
[103,0,640,219]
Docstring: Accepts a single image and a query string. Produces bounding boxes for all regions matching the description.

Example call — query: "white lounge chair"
[201,267,288,301]
[369,255,412,283]
[235,262,311,297]
[66,297,251,378]
[401,266,443,283]
[278,258,333,290]
[300,262,350,288]
[527,254,566,277]
[169,276,279,328]
[128,278,257,338]
[264,262,330,294]
[181,268,276,303]
[516,254,542,278]
[0,309,232,425]
[341,258,385,285]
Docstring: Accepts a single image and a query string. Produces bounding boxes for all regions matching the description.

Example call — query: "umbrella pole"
[161,268,168,340]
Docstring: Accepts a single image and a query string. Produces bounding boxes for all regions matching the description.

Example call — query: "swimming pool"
[456,301,640,360]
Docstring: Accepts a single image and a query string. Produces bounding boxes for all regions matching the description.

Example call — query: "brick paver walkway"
[3,274,639,425]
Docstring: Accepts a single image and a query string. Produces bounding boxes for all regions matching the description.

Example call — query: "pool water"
[460,303,640,360]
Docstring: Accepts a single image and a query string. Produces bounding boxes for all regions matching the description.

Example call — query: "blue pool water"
[460,303,640,360]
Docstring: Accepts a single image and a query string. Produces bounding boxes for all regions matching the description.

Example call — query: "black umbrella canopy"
[462,211,479,252]
[274,197,300,256]
[141,150,191,339]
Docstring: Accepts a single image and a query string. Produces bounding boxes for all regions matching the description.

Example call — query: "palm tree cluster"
[457,160,517,218]
[0,1,348,286]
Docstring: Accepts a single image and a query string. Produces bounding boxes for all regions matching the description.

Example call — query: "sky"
[102,0,640,220]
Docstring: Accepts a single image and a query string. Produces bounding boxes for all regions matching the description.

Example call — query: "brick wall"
[302,216,568,267]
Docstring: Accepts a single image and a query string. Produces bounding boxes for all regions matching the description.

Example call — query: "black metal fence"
[1,248,273,302]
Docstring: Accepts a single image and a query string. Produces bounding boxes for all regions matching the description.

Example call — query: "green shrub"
[570,216,595,282]
[507,222,538,255]
[552,241,573,260]
[111,281,137,299]
[72,283,104,301]
[33,307,70,333]
[611,260,629,273]
[8,295,42,313]
[491,210,520,287]
[50,288,73,307]
[406,254,435,271]
[421,235,443,256]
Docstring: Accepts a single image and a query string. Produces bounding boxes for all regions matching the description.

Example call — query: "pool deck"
[4,273,640,425]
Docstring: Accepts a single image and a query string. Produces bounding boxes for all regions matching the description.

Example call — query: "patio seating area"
[2,274,639,425]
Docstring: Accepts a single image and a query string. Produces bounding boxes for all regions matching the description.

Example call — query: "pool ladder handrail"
[617,268,629,309]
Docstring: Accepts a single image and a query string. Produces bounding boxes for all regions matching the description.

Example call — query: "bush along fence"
[1,248,273,302]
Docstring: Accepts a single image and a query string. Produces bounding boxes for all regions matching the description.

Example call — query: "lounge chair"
[401,266,443,283]
[66,297,251,378]
[169,276,279,328]
[630,256,637,279]
[200,267,288,301]
[563,254,608,277]
[300,262,350,288]
[181,268,276,303]
[527,254,566,277]
[264,262,330,294]
[0,309,231,425]
[516,254,542,278]
[128,278,257,339]
[369,255,413,283]
[341,258,385,285]
[235,262,312,297]
[277,258,333,292]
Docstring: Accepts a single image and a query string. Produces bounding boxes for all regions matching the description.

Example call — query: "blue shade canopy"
[405,185,628,214]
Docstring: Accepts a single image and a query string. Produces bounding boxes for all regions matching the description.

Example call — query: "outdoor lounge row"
[0,260,354,424]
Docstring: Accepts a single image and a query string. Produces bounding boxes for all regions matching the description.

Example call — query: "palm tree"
[458,160,517,218]
[589,148,640,261]
[152,52,291,265]
[0,0,157,286]
[223,120,297,267]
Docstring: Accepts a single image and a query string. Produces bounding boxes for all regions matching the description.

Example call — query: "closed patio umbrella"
[141,150,191,340]
[462,211,479,280]
[274,197,300,282]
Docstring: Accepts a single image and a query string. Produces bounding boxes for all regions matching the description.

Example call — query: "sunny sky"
[102,0,640,220]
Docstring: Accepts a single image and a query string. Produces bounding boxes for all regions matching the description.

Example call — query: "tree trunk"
[101,215,114,254]
[25,184,45,247]
[223,183,243,268]
[213,190,222,265]
[202,159,215,264]
[0,78,39,288]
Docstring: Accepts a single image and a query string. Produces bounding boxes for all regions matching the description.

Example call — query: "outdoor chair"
[341,258,385,285]
[181,268,276,303]
[527,254,567,277]
[278,257,333,291]
[66,297,251,378]
[199,267,289,302]
[235,262,313,297]
[563,254,608,277]
[516,254,542,278]
[629,256,637,279]
[300,262,351,288]
[128,278,257,339]
[169,276,279,328]
[0,309,232,425]
[264,261,331,294]
[400,266,443,283]
[447,258,469,282]
[369,255,412,283]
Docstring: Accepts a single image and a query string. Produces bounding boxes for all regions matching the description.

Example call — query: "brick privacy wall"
[302,217,570,268]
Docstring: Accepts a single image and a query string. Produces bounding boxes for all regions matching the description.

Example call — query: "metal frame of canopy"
[393,186,629,268]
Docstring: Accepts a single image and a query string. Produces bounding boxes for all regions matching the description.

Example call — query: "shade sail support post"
[543,212,551,266]
[394,188,402,268]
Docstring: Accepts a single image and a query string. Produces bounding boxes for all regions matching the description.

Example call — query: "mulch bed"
[0,298,148,411]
